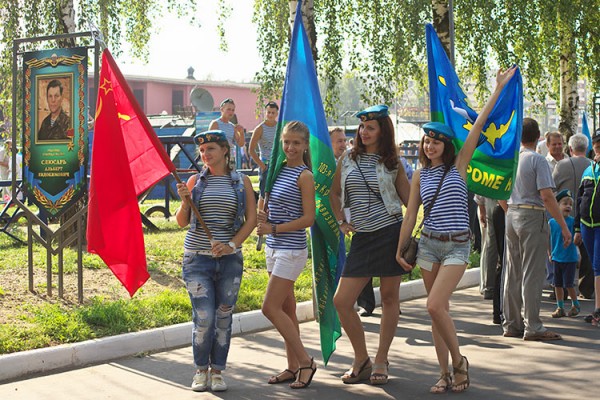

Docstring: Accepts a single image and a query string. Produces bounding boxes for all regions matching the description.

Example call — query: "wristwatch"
[337,219,345,226]
[228,241,237,250]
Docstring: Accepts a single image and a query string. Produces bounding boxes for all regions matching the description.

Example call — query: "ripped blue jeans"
[182,251,243,371]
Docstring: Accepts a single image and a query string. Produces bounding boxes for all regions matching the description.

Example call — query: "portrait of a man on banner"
[37,76,74,142]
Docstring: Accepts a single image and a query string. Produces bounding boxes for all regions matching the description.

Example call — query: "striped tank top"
[345,153,400,232]
[420,164,469,232]
[184,175,237,250]
[215,119,236,146]
[266,165,308,249]
[258,123,277,161]
[215,118,237,164]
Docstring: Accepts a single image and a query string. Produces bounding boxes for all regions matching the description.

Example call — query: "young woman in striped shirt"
[330,105,411,385]
[176,130,257,393]
[257,121,317,389]
[396,67,516,394]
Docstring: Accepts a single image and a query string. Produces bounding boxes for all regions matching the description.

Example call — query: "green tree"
[252,0,432,117]
[0,0,197,126]
[456,0,600,137]
[252,0,599,135]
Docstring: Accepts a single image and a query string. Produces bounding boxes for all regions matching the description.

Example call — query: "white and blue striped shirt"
[420,164,469,232]
[345,153,399,232]
[215,119,236,146]
[184,175,237,250]
[258,123,277,162]
[266,165,308,249]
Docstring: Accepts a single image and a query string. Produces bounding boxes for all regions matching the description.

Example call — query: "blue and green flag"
[426,23,523,200]
[582,111,593,153]
[265,0,342,365]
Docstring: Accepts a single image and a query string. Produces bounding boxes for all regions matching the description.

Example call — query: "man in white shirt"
[545,131,566,172]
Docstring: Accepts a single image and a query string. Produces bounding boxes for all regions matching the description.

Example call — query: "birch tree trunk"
[557,2,579,140]
[289,0,317,62]
[431,0,452,64]
[58,0,81,243]
[57,0,76,47]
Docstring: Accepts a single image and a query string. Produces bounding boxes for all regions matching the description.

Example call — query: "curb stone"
[0,268,480,382]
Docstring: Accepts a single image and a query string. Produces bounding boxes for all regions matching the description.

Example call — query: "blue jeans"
[182,251,244,370]
[259,163,269,197]
[580,225,600,277]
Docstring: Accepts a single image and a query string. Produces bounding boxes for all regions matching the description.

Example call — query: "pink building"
[88,68,264,130]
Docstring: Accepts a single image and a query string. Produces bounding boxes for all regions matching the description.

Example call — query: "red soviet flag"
[87,49,176,297]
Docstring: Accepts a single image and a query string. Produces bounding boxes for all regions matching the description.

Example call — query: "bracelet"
[271,223,277,236]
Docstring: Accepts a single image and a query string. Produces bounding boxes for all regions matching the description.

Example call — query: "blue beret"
[422,122,455,143]
[556,189,572,203]
[194,130,228,145]
[356,105,389,121]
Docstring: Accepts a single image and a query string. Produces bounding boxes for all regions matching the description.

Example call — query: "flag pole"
[255,192,270,250]
[171,171,214,241]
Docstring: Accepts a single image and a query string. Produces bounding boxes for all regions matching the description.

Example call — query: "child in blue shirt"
[548,189,581,318]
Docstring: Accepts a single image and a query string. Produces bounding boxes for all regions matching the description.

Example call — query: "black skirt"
[342,221,408,277]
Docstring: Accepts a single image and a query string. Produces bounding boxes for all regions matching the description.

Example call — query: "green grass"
[0,199,479,354]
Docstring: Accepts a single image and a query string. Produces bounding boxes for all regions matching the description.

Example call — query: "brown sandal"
[369,362,389,385]
[451,356,470,393]
[430,372,452,394]
[268,369,297,384]
[341,357,372,384]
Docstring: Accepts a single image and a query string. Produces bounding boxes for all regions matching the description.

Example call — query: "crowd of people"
[174,77,600,394]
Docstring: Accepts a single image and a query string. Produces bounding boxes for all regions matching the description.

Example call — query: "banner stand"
[10,31,100,303]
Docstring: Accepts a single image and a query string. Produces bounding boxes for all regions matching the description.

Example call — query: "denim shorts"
[417,229,471,271]
[552,261,577,288]
[265,246,308,281]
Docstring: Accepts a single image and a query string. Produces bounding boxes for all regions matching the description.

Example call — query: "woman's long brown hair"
[351,116,399,171]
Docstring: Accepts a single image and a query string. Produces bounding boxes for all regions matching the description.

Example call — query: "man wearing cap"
[249,101,279,209]
[502,117,571,341]
[210,98,245,147]
[553,133,594,298]
[548,189,581,318]
[209,98,245,167]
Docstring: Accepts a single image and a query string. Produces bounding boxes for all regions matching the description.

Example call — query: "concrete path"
[0,285,597,400]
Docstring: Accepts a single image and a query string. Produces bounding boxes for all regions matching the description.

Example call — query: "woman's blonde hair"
[282,120,311,169]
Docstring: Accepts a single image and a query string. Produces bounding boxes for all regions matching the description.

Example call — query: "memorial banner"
[23,47,88,216]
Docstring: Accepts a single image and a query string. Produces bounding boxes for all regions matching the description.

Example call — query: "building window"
[172,90,183,114]
[133,89,145,112]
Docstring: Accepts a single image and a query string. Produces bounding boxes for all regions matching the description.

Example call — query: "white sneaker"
[191,370,208,392]
[211,373,228,392]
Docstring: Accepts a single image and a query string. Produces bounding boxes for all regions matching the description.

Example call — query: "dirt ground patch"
[0,263,185,326]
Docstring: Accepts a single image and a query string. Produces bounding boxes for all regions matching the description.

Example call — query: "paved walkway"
[1,286,598,399]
